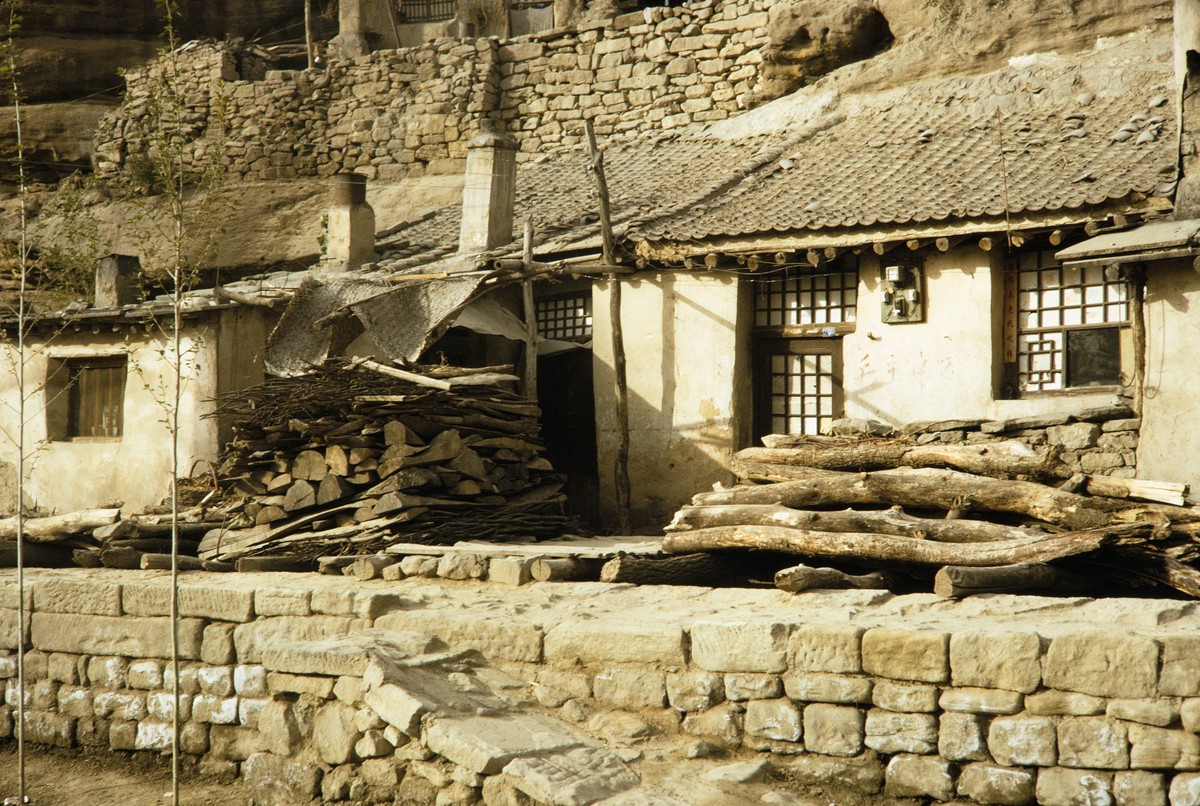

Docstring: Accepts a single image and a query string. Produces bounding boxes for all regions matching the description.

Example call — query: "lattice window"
[536,294,592,340]
[765,349,839,436]
[753,260,858,328]
[400,0,456,22]
[1015,248,1129,393]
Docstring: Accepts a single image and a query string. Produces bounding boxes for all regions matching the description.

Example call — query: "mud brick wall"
[93,0,771,183]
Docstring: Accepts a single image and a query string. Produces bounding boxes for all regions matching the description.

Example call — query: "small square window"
[46,356,126,440]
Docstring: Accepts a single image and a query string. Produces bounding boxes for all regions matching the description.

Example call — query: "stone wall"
[3,571,1200,804]
[93,0,771,183]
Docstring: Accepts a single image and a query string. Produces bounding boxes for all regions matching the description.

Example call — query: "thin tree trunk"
[736,441,1068,479]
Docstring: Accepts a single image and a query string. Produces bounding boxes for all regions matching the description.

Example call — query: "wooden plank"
[384,536,663,558]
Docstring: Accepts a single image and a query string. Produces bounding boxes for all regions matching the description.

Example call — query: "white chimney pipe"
[326,172,375,271]
[459,121,517,257]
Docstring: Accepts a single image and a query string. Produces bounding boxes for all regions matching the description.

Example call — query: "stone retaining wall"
[3,571,1199,804]
[93,0,770,183]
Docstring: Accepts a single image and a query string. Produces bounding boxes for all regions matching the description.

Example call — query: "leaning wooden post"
[522,218,538,403]
[1128,263,1147,415]
[304,0,315,69]
[585,118,631,533]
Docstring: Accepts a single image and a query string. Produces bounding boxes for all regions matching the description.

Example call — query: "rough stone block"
[803,703,863,757]
[783,672,872,704]
[988,714,1058,767]
[234,665,268,698]
[885,754,955,801]
[118,582,170,616]
[424,713,586,774]
[724,673,781,701]
[242,751,322,805]
[147,690,190,722]
[1036,768,1113,806]
[377,611,542,663]
[666,671,723,712]
[592,668,665,709]
[957,762,1036,805]
[313,701,358,765]
[744,698,801,742]
[57,685,93,718]
[1161,636,1200,697]
[34,579,122,616]
[193,693,239,725]
[365,681,434,736]
[681,703,742,747]
[352,591,406,621]
[333,675,366,704]
[689,620,790,673]
[1043,632,1159,698]
[940,711,990,761]
[257,699,303,756]
[198,666,235,696]
[232,615,354,663]
[1129,724,1200,770]
[180,720,209,755]
[1113,770,1167,806]
[939,686,1024,715]
[179,583,255,622]
[787,750,884,794]
[93,690,147,721]
[24,709,73,747]
[239,697,265,729]
[951,629,1043,693]
[127,660,163,690]
[1171,773,1200,806]
[789,624,864,674]
[501,746,639,806]
[873,681,939,713]
[861,628,948,683]
[1027,690,1106,716]
[1109,698,1179,727]
[543,621,680,666]
[1058,717,1130,769]
[109,719,137,750]
[202,623,237,666]
[33,612,204,660]
[864,709,937,755]
[254,587,311,617]
[487,556,534,586]
[266,672,334,698]
[87,656,128,689]
[47,652,81,684]
[75,717,108,747]
[135,719,173,751]
[311,589,354,616]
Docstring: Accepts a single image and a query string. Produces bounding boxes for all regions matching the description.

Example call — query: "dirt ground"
[0,745,246,806]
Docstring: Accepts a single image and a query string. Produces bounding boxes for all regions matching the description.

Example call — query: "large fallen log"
[932,563,1090,598]
[599,552,728,585]
[775,563,893,593]
[0,508,120,543]
[668,503,1048,544]
[693,468,1127,531]
[661,522,1148,566]
[1085,476,1188,507]
[736,441,1068,480]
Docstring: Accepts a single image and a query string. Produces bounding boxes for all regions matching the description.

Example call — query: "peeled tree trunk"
[693,468,1127,531]
[0,508,120,543]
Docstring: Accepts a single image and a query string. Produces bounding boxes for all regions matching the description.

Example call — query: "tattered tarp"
[265,258,486,377]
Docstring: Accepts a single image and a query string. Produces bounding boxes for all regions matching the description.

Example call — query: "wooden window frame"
[535,293,593,341]
[45,355,127,442]
[754,337,844,440]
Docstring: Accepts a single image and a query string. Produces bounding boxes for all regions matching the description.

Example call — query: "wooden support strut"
[521,219,538,404]
[586,118,631,533]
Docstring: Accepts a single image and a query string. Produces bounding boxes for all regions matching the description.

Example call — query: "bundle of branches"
[191,358,571,564]
[663,439,1200,599]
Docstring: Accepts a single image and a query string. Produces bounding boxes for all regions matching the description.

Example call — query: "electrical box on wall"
[880,259,925,324]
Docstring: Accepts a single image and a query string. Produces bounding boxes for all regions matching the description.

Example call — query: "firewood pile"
[184,360,572,565]
[663,432,1200,599]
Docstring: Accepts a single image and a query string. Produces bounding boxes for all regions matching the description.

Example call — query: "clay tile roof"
[632,41,1177,245]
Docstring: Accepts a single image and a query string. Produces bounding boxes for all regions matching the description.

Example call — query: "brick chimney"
[95,254,140,308]
[459,121,517,257]
[326,173,375,271]
[328,0,369,59]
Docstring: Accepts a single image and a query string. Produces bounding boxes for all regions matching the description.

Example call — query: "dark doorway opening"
[537,349,599,527]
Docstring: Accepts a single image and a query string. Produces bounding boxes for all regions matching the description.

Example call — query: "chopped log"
[0,541,75,567]
[599,552,727,585]
[73,549,104,568]
[318,555,360,574]
[775,564,893,593]
[530,557,601,582]
[283,480,317,512]
[661,522,1144,566]
[255,506,288,525]
[202,560,236,572]
[736,441,1068,479]
[139,553,205,571]
[291,450,327,481]
[99,546,143,569]
[317,475,352,506]
[325,445,350,477]
[933,563,1089,598]
[94,520,137,541]
[1085,476,1188,507]
[0,508,121,542]
[693,468,1125,531]
[236,556,316,573]
[668,504,1049,544]
[349,554,394,580]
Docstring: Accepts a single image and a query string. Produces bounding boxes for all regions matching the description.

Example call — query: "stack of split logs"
[663,426,1200,599]
[193,360,571,566]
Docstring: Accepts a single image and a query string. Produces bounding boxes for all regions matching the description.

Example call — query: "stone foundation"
[2,570,1199,805]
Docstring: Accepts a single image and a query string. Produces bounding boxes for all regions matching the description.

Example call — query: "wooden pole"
[304,0,315,69]
[586,118,631,533]
[1129,264,1146,415]
[521,219,538,403]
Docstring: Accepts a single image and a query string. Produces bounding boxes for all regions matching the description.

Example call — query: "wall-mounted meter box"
[880,258,925,324]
